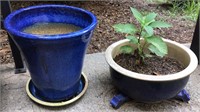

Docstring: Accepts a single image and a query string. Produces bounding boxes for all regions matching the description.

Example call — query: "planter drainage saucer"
[26,73,88,107]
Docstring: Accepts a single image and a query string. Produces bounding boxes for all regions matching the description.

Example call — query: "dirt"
[0,1,196,64]
[114,53,185,75]
[0,30,13,64]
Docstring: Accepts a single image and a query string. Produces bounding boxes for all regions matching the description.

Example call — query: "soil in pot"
[114,54,185,75]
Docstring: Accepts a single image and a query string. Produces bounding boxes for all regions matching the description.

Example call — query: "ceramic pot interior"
[5,5,96,38]
[111,40,190,68]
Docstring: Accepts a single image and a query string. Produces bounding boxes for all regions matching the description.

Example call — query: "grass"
[147,0,200,21]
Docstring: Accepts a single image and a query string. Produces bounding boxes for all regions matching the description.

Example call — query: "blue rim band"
[4,5,97,40]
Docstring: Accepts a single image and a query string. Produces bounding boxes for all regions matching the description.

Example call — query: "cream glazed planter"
[105,39,198,102]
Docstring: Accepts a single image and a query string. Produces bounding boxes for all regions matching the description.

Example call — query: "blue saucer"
[26,73,88,106]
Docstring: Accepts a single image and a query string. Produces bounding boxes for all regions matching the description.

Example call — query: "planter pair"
[4,5,198,106]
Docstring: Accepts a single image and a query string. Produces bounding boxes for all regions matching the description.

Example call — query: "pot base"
[26,73,88,107]
[110,89,190,109]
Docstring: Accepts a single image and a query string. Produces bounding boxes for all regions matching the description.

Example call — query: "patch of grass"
[147,0,167,3]
[148,0,200,21]
[169,0,200,21]
[182,0,200,21]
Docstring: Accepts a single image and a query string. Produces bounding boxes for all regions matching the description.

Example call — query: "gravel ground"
[0,0,196,64]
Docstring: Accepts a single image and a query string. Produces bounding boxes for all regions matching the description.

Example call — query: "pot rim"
[105,39,198,81]
[4,4,97,40]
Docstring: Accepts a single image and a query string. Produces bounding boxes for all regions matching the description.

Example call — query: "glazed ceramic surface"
[105,39,198,102]
[4,5,97,101]
[26,73,88,106]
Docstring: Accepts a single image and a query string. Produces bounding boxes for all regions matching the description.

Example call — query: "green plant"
[113,7,172,65]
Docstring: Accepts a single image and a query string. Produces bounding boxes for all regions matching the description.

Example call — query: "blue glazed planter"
[105,39,198,102]
[4,5,97,101]
[110,68,189,102]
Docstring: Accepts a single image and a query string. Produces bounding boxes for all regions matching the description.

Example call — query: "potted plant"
[4,5,97,105]
[105,7,198,102]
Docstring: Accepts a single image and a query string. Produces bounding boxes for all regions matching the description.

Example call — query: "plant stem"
[138,27,143,44]
[138,26,144,54]
[135,26,144,64]
[141,41,147,54]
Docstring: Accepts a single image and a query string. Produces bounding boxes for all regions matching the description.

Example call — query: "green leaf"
[148,45,166,57]
[144,26,154,36]
[126,35,138,44]
[146,36,168,56]
[149,21,172,28]
[144,54,153,58]
[145,13,157,25]
[113,24,137,34]
[130,7,143,23]
[120,45,134,54]
[141,31,151,38]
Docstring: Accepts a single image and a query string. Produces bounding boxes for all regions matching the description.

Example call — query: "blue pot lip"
[4,4,97,40]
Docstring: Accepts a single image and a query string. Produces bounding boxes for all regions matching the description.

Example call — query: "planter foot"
[111,89,190,109]
[174,89,190,103]
[110,93,130,109]
[26,73,88,107]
